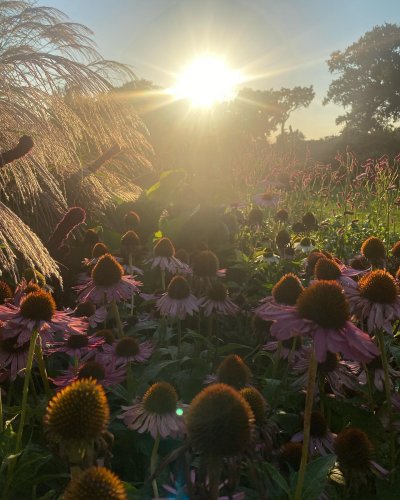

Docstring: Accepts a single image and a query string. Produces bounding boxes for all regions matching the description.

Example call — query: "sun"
[171,55,241,108]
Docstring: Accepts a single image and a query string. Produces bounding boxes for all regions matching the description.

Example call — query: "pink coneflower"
[119,382,186,439]
[0,335,30,380]
[147,237,191,275]
[294,237,315,255]
[75,253,142,305]
[156,275,199,320]
[256,273,304,316]
[51,359,126,388]
[199,282,239,316]
[358,354,400,391]
[291,411,336,456]
[253,191,279,208]
[263,337,304,363]
[312,257,365,288]
[344,269,400,334]
[73,301,108,328]
[0,290,87,347]
[292,349,360,398]
[259,281,379,363]
[97,336,153,366]
[46,333,104,360]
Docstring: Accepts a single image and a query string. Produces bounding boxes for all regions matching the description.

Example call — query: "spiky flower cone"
[44,378,109,446]
[62,466,126,500]
[187,383,254,458]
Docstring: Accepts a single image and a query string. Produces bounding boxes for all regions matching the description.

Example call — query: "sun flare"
[171,56,241,108]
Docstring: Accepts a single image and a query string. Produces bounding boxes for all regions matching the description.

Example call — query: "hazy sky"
[44,0,400,139]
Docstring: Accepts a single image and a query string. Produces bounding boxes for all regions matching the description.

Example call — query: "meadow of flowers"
[1,151,400,500]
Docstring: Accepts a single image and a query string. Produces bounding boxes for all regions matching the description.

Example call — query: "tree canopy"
[324,23,400,132]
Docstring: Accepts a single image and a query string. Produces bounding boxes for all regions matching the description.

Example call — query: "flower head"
[239,387,267,426]
[361,236,385,263]
[92,254,123,287]
[199,282,239,316]
[20,290,56,322]
[258,281,378,362]
[216,354,251,390]
[62,466,126,500]
[124,210,140,229]
[273,273,304,306]
[193,250,219,278]
[187,383,254,457]
[344,269,400,333]
[156,275,199,319]
[44,378,109,445]
[248,207,263,226]
[120,382,186,439]
[0,281,12,304]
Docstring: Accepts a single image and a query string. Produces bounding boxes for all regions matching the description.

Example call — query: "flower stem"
[0,387,3,433]
[129,253,135,315]
[363,362,375,411]
[34,341,51,399]
[111,299,123,338]
[177,319,182,360]
[207,455,222,500]
[294,347,318,500]
[150,432,161,498]
[15,327,39,453]
[377,329,395,470]
[161,269,166,291]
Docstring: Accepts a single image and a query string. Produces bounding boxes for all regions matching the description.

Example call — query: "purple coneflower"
[97,336,153,367]
[344,269,400,334]
[294,237,315,255]
[147,237,191,275]
[75,254,141,305]
[259,280,379,363]
[263,337,304,363]
[156,275,199,320]
[74,301,108,328]
[0,335,30,380]
[253,191,279,208]
[312,257,365,288]
[292,349,360,398]
[291,411,336,456]
[0,290,87,346]
[199,282,239,316]
[120,381,186,439]
[46,333,104,360]
[256,273,304,316]
[358,354,400,392]
[51,359,126,388]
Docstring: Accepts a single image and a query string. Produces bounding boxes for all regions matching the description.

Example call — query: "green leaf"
[301,454,336,500]
[262,461,291,495]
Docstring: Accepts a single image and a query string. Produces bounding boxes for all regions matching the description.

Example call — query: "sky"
[44,0,400,140]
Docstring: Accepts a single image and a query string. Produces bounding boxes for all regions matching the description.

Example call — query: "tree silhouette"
[324,23,400,132]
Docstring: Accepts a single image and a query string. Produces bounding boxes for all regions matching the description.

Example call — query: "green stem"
[0,386,3,433]
[150,433,161,498]
[161,269,166,291]
[362,362,375,411]
[294,348,318,500]
[377,329,395,470]
[15,328,39,453]
[177,319,182,360]
[129,253,135,315]
[111,299,123,338]
[34,341,51,399]
[207,456,222,500]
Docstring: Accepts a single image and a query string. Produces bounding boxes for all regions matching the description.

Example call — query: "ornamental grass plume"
[44,378,109,447]
[62,466,127,500]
